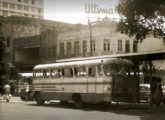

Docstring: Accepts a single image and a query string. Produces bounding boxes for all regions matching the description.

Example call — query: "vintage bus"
[32,58,139,106]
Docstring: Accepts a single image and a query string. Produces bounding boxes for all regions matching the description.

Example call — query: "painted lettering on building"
[85,3,115,14]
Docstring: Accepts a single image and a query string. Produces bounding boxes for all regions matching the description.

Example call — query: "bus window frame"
[33,71,36,78]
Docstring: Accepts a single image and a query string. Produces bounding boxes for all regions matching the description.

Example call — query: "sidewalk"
[0,94,23,102]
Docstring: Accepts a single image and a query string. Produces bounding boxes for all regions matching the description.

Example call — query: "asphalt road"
[0,98,165,120]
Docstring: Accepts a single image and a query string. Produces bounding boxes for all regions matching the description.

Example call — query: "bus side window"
[58,69,62,77]
[63,68,73,77]
[70,68,73,76]
[62,69,65,76]
[74,67,87,77]
[97,65,104,76]
[125,66,130,76]
[50,69,61,77]
[50,69,53,78]
[103,64,113,76]
[35,70,42,78]
[74,68,78,76]
[43,70,47,78]
[88,66,96,76]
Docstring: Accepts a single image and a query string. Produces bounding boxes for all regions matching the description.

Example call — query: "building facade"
[57,18,138,59]
[13,35,41,71]
[12,29,57,71]
[0,16,70,65]
[0,16,71,86]
[0,0,44,19]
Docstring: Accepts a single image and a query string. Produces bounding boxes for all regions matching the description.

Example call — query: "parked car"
[139,84,150,102]
[140,84,165,104]
[162,85,165,104]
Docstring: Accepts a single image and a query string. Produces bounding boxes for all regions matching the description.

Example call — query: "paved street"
[0,96,165,120]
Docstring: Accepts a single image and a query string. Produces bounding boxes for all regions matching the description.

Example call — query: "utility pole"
[88,18,92,56]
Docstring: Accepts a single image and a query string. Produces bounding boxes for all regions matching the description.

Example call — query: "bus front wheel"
[35,92,45,105]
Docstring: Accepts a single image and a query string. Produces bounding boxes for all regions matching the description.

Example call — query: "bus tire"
[72,94,82,108]
[21,96,25,101]
[98,102,110,110]
[35,92,45,105]
[60,101,68,105]
[163,97,165,105]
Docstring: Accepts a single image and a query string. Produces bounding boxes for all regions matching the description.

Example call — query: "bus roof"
[19,73,33,77]
[34,58,133,70]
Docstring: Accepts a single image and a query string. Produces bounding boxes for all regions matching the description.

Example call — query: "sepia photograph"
[0,0,165,120]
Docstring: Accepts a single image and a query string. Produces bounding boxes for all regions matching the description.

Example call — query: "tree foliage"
[117,0,165,41]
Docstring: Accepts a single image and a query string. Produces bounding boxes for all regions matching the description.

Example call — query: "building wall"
[57,20,137,59]
[0,0,44,19]
[40,29,57,63]
[12,28,57,71]
[138,36,165,70]
[138,37,164,52]
[0,16,70,72]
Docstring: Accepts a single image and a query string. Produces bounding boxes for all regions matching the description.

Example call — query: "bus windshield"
[103,63,134,76]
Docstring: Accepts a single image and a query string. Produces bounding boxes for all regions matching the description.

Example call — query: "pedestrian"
[4,82,11,102]
[25,82,29,102]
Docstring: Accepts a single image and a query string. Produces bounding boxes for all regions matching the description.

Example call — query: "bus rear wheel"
[73,94,82,108]
[36,92,45,105]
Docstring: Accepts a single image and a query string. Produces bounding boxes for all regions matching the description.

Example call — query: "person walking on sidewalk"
[4,82,11,102]
[25,82,29,102]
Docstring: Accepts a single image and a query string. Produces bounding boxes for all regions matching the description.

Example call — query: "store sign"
[85,3,115,14]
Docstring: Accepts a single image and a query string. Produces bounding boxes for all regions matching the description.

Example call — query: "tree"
[117,0,165,41]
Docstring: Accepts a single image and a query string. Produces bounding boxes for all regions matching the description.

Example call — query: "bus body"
[32,58,139,105]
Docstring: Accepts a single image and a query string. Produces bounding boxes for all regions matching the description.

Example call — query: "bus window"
[61,69,64,76]
[74,67,87,77]
[103,64,112,76]
[43,70,50,78]
[43,70,47,78]
[64,68,73,77]
[88,66,96,76]
[33,70,42,78]
[50,69,61,77]
[103,63,125,76]
[50,69,53,77]
[97,65,104,76]
[74,68,78,76]
[125,65,135,76]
